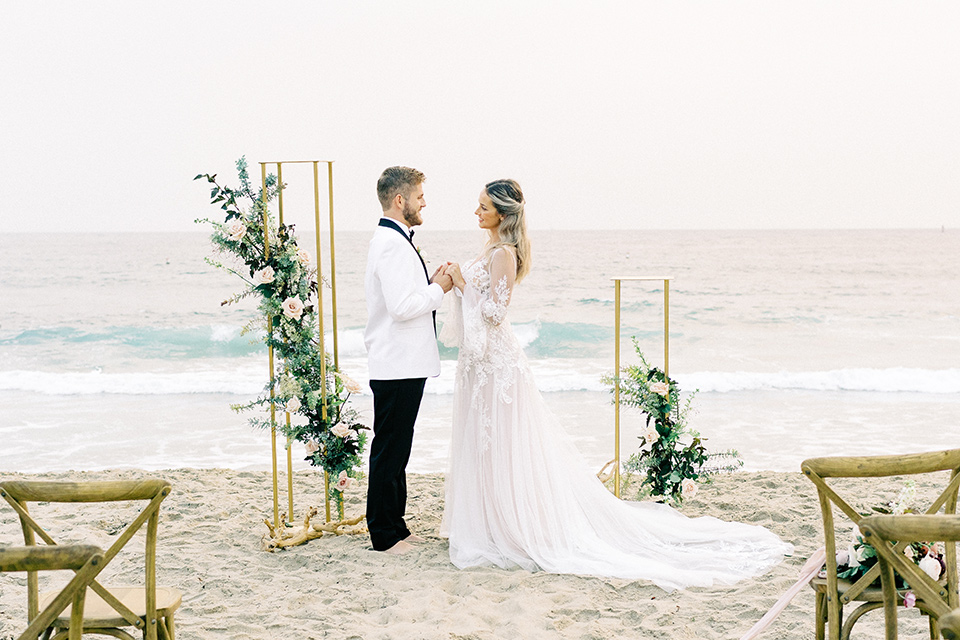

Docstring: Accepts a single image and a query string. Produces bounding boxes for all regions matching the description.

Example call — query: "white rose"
[227,220,246,241]
[338,373,364,395]
[335,470,351,492]
[680,478,697,499]
[847,544,860,568]
[649,381,670,397]
[641,424,659,445]
[305,440,319,454]
[253,266,275,285]
[903,545,915,561]
[282,297,305,320]
[297,249,312,265]
[331,423,351,439]
[919,554,942,580]
[285,396,301,413]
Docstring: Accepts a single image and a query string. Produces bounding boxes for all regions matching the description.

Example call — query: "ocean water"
[1,229,958,475]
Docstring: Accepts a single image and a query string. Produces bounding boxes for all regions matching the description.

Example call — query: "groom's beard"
[402,202,423,227]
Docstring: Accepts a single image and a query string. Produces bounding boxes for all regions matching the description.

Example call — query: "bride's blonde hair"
[484,178,531,283]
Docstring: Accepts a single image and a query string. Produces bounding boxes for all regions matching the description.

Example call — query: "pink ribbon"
[740,547,827,640]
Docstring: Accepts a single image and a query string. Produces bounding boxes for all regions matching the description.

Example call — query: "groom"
[364,166,453,555]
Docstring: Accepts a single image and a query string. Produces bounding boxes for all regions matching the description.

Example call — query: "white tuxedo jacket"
[364,218,445,380]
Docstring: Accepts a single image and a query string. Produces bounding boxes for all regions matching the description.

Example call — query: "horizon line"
[1,226,953,235]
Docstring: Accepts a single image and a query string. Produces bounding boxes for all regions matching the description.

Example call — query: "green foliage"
[195,157,366,514]
[604,338,741,505]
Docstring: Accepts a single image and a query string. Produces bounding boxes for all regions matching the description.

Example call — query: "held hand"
[431,267,454,293]
[444,262,466,291]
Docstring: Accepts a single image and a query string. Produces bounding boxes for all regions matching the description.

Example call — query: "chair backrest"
[0,545,105,640]
[940,608,960,640]
[859,514,960,627]
[801,449,960,608]
[0,478,172,635]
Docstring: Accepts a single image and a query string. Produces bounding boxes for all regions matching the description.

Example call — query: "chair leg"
[815,592,827,640]
[827,596,843,640]
[68,588,85,640]
[931,614,941,640]
[157,614,173,640]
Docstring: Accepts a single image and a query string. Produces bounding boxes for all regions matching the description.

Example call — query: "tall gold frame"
[611,276,672,498]
[259,160,339,526]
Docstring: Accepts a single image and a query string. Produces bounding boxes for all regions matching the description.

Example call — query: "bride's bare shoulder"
[488,245,518,260]
[487,246,518,276]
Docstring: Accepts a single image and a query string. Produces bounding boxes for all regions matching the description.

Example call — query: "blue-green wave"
[0,326,265,358]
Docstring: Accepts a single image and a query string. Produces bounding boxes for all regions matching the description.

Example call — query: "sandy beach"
[1,467,948,639]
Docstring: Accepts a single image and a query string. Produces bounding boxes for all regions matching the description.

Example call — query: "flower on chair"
[837,482,947,589]
[919,554,943,580]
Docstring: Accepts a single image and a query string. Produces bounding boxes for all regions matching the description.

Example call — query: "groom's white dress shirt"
[364,217,444,380]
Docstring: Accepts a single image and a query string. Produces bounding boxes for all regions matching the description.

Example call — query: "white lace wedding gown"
[439,247,792,591]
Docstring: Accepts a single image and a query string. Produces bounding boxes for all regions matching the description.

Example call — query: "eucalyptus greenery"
[605,339,740,504]
[194,157,366,518]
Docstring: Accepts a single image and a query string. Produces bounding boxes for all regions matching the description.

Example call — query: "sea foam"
[2,365,957,396]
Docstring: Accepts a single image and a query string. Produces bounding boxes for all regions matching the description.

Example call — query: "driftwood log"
[596,458,617,483]
[263,507,367,551]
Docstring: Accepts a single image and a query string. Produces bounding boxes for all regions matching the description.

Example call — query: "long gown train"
[439,248,791,591]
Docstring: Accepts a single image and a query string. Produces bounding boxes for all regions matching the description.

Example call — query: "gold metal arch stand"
[610,276,672,498]
[260,160,339,527]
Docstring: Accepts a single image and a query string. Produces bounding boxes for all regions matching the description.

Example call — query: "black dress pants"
[366,377,426,551]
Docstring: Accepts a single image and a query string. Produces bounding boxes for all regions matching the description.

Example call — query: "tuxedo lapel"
[378,218,430,285]
[377,218,437,335]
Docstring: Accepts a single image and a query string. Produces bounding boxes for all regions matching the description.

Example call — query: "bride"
[438,179,791,591]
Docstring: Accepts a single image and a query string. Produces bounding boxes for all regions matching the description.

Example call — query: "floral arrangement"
[836,481,946,607]
[604,338,741,505]
[195,157,366,519]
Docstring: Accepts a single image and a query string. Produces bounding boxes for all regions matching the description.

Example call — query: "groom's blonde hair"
[377,166,425,210]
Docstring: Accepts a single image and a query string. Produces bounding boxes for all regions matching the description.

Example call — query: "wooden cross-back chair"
[801,449,960,640]
[860,514,960,640]
[941,608,960,640]
[0,545,104,640]
[0,478,182,640]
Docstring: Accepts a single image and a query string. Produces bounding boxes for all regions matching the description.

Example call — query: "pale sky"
[2,1,958,232]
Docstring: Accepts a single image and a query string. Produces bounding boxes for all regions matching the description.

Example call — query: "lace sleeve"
[480,247,517,326]
[438,288,463,347]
